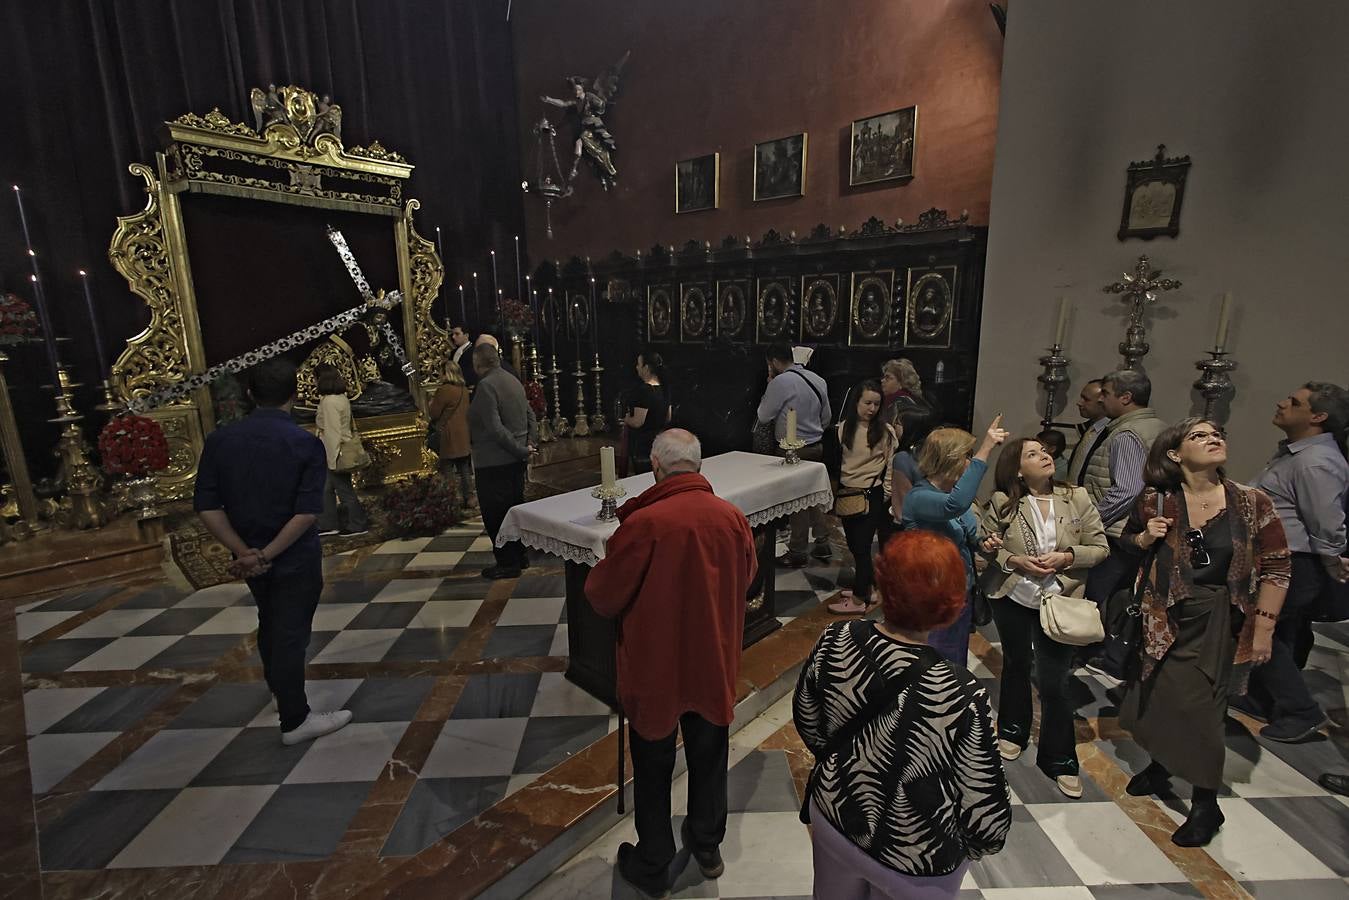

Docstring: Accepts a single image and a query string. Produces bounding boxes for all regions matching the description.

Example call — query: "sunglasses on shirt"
[1184,527,1210,568]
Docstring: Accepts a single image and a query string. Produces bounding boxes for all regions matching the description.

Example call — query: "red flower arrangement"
[0,292,40,344]
[380,474,460,536]
[97,414,170,477]
[524,380,546,417]
[499,297,535,336]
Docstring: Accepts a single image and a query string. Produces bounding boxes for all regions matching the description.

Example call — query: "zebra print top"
[793,619,1012,876]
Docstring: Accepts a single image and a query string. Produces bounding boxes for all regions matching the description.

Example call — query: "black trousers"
[628,712,730,879]
[1246,553,1325,727]
[1085,535,1143,673]
[989,595,1079,776]
[840,489,895,599]
[475,460,527,569]
[247,555,323,732]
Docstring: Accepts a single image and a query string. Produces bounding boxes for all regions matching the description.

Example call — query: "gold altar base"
[303,410,434,489]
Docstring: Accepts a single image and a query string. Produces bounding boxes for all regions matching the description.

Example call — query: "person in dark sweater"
[469,343,537,579]
[623,349,671,474]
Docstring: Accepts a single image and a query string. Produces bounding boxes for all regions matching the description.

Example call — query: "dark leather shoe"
[681,818,725,879]
[480,565,521,580]
[1125,768,1170,797]
[1260,716,1329,743]
[810,541,833,561]
[1171,801,1224,847]
[1319,773,1349,797]
[775,552,808,568]
[615,842,670,898]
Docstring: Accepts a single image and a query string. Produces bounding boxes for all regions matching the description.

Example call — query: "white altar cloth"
[496,451,832,566]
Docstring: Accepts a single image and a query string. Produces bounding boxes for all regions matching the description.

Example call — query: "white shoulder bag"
[1016,508,1104,646]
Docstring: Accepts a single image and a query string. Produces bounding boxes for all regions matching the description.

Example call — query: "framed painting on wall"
[753,133,807,201]
[755,278,793,343]
[848,270,895,347]
[716,279,749,340]
[903,266,956,349]
[799,274,841,342]
[646,284,675,343]
[849,106,917,186]
[680,283,712,342]
[675,153,719,214]
[1118,144,1191,240]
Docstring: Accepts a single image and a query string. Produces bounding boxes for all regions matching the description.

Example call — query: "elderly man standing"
[470,342,536,579]
[586,429,758,897]
[757,342,832,567]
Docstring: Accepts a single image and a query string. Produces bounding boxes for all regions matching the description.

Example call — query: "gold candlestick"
[572,360,590,436]
[0,349,41,537]
[93,378,125,413]
[549,356,570,437]
[47,364,111,529]
[589,353,607,433]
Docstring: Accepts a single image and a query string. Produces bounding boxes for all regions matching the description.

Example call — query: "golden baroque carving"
[146,406,203,501]
[107,164,191,400]
[297,338,365,405]
[173,107,258,137]
[350,141,407,163]
[403,200,449,384]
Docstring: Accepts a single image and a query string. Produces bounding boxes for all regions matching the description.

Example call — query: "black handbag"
[1110,492,1165,680]
[800,625,938,824]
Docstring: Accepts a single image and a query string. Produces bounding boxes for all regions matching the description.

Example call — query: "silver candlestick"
[549,356,570,437]
[1193,349,1238,422]
[1036,343,1071,429]
[778,437,806,465]
[592,483,626,522]
[572,361,590,436]
[590,353,607,432]
[533,344,555,443]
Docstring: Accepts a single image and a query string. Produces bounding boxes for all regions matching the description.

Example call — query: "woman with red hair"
[794,531,1011,899]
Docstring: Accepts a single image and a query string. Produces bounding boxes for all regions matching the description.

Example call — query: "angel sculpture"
[249,83,286,132]
[540,51,630,190]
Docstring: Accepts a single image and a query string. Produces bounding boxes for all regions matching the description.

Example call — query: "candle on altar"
[458,284,466,326]
[600,445,617,490]
[490,249,499,302]
[590,276,598,345]
[514,235,523,304]
[573,298,582,359]
[1054,296,1069,347]
[472,272,480,321]
[496,288,503,318]
[13,186,59,381]
[1215,292,1232,351]
[435,226,444,259]
[78,270,108,376]
[531,289,540,345]
[786,408,798,444]
[547,287,555,356]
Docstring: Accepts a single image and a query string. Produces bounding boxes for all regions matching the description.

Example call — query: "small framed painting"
[646,284,675,343]
[753,133,807,201]
[755,279,793,343]
[903,267,957,349]
[1118,144,1191,240]
[848,270,895,347]
[675,153,719,214]
[799,274,841,342]
[849,106,917,186]
[680,283,712,342]
[716,280,750,340]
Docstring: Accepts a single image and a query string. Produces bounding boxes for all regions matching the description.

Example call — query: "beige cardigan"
[977,485,1108,599]
[315,394,356,471]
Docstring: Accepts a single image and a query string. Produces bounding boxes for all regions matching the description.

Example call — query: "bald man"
[470,332,518,382]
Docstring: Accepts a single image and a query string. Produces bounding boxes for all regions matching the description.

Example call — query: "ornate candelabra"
[48,364,111,529]
[549,356,570,437]
[591,483,626,522]
[1101,255,1182,371]
[572,360,590,436]
[589,353,607,433]
[0,349,41,538]
[93,378,125,413]
[1036,344,1071,429]
[778,436,806,465]
[1193,350,1238,422]
[532,343,555,442]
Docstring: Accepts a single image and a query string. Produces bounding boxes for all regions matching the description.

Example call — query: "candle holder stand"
[94,378,125,413]
[1193,350,1238,422]
[0,349,43,537]
[592,483,627,522]
[47,364,111,530]
[549,357,570,438]
[1036,344,1071,430]
[572,362,590,437]
[778,437,806,465]
[532,345,555,443]
[589,354,607,433]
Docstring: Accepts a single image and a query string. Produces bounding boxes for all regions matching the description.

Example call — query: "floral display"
[499,297,535,336]
[524,380,546,417]
[0,292,40,345]
[97,414,170,477]
[380,474,460,536]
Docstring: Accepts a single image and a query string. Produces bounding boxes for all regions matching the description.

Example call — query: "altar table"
[496,451,832,704]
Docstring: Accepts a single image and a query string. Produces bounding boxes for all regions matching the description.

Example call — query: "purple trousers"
[810,801,969,900]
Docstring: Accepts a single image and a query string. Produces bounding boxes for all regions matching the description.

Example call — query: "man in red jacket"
[586,428,758,897]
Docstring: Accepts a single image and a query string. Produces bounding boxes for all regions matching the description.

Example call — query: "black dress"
[1120,509,1235,790]
[627,382,668,471]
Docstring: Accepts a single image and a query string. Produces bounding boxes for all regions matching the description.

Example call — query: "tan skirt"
[1120,584,1234,790]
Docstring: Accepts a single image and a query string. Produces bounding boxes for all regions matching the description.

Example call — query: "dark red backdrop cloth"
[0,0,524,479]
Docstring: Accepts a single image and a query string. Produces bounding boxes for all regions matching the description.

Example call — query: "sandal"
[828,592,869,615]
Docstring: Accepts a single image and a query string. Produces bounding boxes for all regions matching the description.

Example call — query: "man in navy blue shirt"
[194,358,352,745]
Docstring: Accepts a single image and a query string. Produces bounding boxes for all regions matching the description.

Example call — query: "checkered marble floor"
[15,524,845,872]
[526,622,1349,900]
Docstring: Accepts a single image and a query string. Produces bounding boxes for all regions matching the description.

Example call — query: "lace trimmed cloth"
[497,450,833,566]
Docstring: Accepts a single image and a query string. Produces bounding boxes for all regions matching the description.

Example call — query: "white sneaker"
[1056,774,1083,799]
[998,739,1023,761]
[281,709,353,745]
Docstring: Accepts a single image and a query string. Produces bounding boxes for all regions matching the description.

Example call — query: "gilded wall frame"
[108,86,446,499]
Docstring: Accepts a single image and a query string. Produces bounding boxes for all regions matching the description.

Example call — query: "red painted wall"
[511,0,1003,262]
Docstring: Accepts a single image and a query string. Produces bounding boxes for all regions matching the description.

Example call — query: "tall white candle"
[600,445,616,489]
[1054,297,1069,347]
[786,408,798,443]
[1215,293,1231,351]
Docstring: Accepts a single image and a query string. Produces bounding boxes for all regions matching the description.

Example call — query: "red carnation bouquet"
[499,297,535,337]
[524,380,546,417]
[98,414,170,477]
[0,292,40,344]
[380,474,459,536]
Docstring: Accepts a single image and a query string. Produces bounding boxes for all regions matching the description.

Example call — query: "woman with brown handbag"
[314,365,370,537]
[429,359,475,511]
[978,436,1108,798]
[828,380,899,615]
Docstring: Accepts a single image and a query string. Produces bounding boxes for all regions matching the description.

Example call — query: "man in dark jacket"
[471,342,537,579]
[586,428,758,896]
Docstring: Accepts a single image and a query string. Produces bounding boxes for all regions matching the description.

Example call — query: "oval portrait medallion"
[682,287,708,339]
[649,288,673,339]
[907,273,952,340]
[802,278,837,338]
[852,275,890,339]
[718,284,746,336]
[757,282,789,339]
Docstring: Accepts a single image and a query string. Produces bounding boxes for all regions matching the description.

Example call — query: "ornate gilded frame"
[108,86,447,499]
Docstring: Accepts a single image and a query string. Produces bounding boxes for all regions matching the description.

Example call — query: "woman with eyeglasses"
[1118,418,1290,848]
